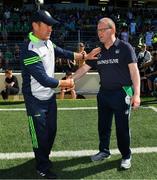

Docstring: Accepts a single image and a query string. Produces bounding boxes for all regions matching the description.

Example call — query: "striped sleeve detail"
[28,116,38,148]
[24,56,41,66]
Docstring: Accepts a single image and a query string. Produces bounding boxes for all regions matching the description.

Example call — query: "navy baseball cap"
[31,10,59,25]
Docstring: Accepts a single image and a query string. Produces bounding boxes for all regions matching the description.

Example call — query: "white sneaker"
[120,157,131,169]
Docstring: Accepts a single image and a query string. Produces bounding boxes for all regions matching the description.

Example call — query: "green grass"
[0,98,157,179]
[1,154,157,179]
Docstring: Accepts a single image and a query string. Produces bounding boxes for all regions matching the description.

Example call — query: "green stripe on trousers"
[28,116,38,148]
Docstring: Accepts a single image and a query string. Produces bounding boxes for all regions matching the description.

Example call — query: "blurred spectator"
[55,58,63,72]
[142,52,157,95]
[126,9,133,24]
[60,71,76,99]
[3,9,11,22]
[22,21,29,33]
[1,69,19,100]
[1,25,8,45]
[137,44,152,73]
[0,49,4,71]
[13,44,20,70]
[68,59,76,72]
[138,33,145,47]
[130,19,136,35]
[145,28,154,49]
[60,58,74,73]
[137,44,152,94]
[75,42,86,70]
[4,46,13,69]
[119,25,129,42]
[152,33,157,50]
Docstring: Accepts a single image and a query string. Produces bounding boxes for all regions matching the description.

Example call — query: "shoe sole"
[120,164,131,170]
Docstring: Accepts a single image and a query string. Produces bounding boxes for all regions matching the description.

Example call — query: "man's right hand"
[58,79,74,88]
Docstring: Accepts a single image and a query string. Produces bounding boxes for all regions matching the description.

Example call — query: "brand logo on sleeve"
[115,49,120,54]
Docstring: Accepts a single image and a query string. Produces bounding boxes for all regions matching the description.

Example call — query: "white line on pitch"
[0,107,97,111]
[1,147,157,160]
[148,106,157,112]
[0,106,157,111]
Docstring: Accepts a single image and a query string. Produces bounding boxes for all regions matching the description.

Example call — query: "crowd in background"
[0,5,157,96]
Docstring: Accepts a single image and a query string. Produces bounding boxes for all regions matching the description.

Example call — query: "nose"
[48,26,52,32]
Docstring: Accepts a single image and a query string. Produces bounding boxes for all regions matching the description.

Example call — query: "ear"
[111,27,115,35]
[32,22,39,31]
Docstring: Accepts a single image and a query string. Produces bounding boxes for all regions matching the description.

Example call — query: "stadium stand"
[0,1,156,97]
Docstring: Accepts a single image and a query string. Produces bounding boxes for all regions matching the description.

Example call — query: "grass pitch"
[0,98,157,179]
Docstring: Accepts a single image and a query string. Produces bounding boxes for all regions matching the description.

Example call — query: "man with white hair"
[73,17,140,170]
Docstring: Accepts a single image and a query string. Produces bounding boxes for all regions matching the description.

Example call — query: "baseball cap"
[31,10,59,26]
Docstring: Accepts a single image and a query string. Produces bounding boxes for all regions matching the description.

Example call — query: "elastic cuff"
[74,52,76,60]
[57,80,61,88]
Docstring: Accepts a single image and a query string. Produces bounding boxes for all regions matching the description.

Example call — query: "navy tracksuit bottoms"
[24,94,57,172]
[97,88,131,159]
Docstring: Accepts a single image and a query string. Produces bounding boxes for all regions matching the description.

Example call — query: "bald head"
[97,17,116,47]
[98,17,116,33]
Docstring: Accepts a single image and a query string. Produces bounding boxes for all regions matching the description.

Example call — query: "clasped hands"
[58,78,75,90]
[58,47,101,89]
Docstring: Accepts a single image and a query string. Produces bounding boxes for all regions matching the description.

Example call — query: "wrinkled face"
[33,22,52,40]
[97,22,112,44]
[79,46,85,52]
[141,46,146,51]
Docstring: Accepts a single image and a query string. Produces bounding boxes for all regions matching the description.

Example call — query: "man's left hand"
[131,95,141,109]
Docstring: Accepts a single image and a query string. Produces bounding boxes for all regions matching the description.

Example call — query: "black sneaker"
[91,151,111,161]
[37,169,57,179]
[1,91,7,100]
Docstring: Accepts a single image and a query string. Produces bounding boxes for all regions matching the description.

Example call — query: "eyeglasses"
[97,27,111,33]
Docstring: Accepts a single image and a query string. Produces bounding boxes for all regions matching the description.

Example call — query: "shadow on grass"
[0,101,24,105]
[0,157,120,179]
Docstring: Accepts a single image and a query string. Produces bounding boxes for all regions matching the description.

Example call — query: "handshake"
[58,78,74,89]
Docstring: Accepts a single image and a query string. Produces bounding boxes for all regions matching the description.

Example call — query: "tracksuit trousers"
[97,88,132,159]
[24,94,57,172]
